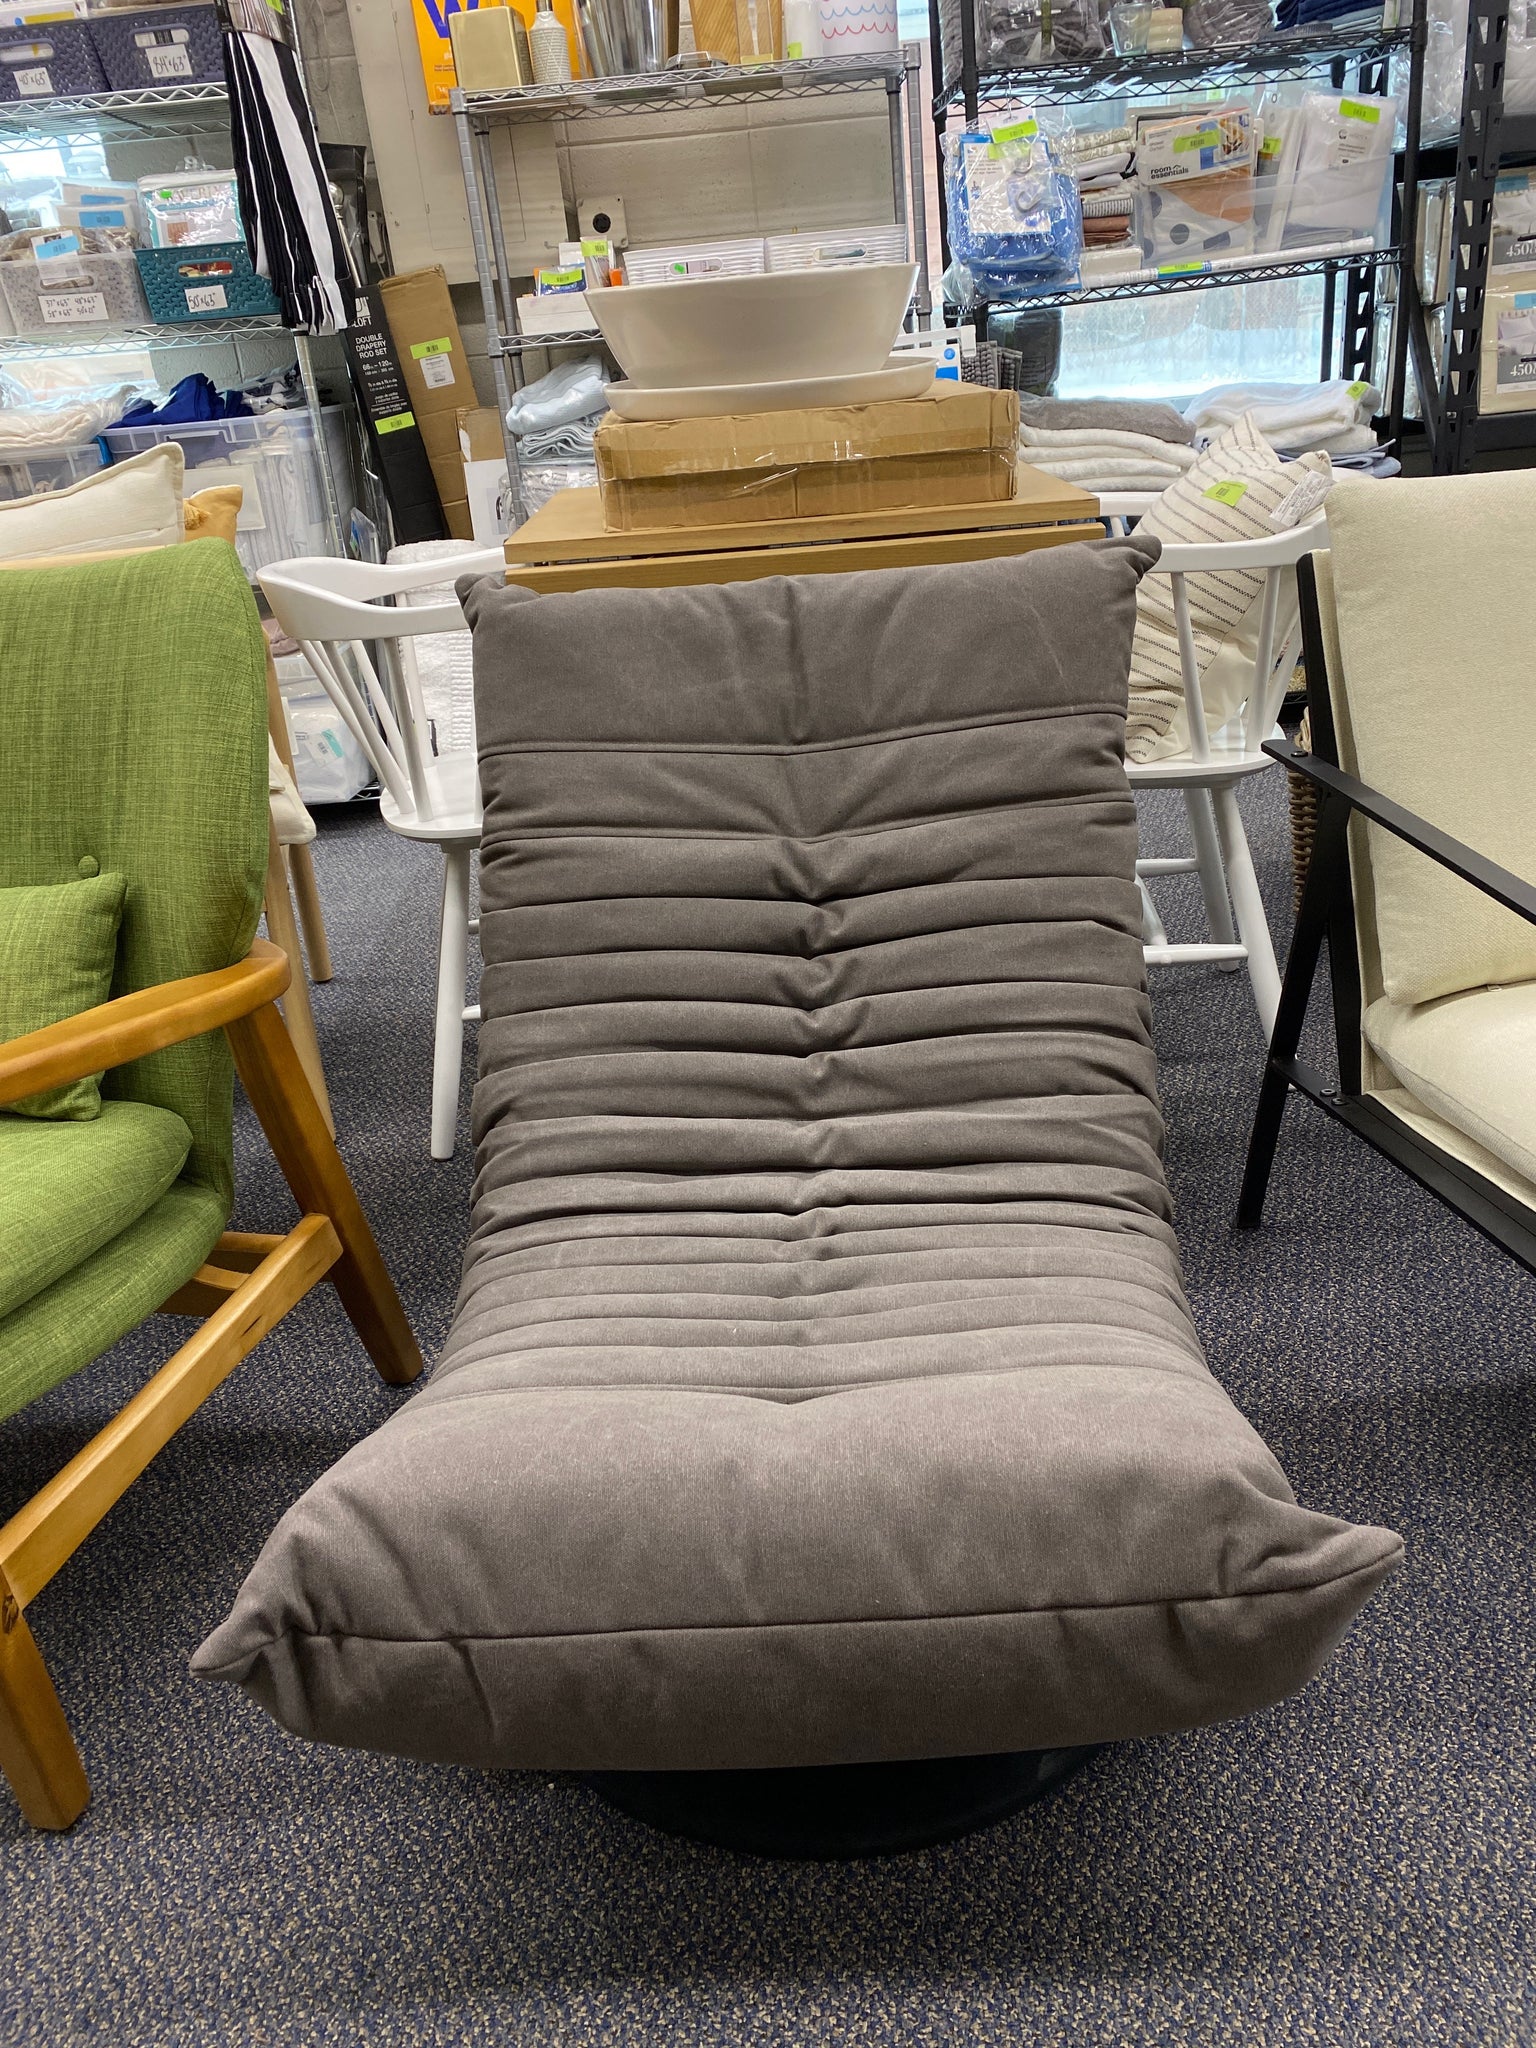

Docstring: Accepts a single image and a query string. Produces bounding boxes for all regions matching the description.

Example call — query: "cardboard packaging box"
[593,387,1020,533]
[377,264,476,539]
[1480,267,1536,414]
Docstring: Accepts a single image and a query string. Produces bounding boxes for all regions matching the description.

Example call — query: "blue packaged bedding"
[944,120,1082,298]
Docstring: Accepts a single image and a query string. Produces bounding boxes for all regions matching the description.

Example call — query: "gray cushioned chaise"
[196,536,1400,1837]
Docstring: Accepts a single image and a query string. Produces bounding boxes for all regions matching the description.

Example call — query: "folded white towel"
[1185,379,1379,440]
[1026,457,1189,488]
[1020,424,1198,465]
[1280,421,1380,456]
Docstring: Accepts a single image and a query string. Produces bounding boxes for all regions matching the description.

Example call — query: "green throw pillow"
[0,869,127,1121]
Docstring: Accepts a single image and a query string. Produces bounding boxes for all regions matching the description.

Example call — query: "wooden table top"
[504,470,1101,569]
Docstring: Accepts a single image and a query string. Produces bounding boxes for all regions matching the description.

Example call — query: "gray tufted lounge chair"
[195,535,1400,1856]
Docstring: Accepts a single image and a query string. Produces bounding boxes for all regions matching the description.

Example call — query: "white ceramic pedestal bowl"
[588,263,918,389]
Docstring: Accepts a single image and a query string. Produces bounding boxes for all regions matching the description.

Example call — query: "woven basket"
[1287,704,1319,918]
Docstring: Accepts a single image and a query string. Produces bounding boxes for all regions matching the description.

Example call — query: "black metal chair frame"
[1236,554,1536,1278]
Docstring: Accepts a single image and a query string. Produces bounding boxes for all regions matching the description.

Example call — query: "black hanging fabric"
[222,27,357,333]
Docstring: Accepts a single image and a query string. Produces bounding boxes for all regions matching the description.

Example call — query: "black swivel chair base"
[584,1745,1108,1859]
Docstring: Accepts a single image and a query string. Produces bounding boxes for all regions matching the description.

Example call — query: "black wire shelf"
[937,20,1410,110]
[976,241,1396,311]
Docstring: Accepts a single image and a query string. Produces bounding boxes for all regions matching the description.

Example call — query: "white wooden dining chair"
[259,549,504,1159]
[1101,496,1329,1039]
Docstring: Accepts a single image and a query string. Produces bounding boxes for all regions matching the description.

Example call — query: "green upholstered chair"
[0,541,421,1832]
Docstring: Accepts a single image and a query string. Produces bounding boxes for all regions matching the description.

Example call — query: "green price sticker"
[1261,133,1284,157]
[410,336,454,359]
[1340,98,1381,122]
[1158,260,1210,276]
[375,411,417,434]
[1347,379,1370,400]
[988,118,1038,156]
[1204,480,1249,506]
[1174,126,1221,152]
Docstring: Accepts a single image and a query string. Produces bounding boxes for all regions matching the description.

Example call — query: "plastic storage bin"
[103,409,350,581]
[765,223,908,269]
[0,232,150,333]
[0,20,108,99]
[623,236,766,284]
[0,442,107,503]
[136,243,280,321]
[275,655,373,805]
[89,4,223,87]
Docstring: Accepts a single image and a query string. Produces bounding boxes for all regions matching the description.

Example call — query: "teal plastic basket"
[135,243,279,323]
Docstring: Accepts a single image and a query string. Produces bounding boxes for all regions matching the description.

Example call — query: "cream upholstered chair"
[1239,470,1536,1265]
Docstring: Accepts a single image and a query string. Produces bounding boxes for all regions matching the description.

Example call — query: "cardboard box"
[377,264,476,539]
[1480,268,1536,414]
[593,387,1019,532]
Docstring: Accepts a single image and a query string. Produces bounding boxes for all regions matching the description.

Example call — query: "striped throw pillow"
[1125,412,1331,762]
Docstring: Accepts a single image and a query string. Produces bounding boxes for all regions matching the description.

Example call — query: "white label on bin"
[15,65,51,94]
[184,283,228,312]
[147,43,194,79]
[419,351,455,390]
[39,291,109,324]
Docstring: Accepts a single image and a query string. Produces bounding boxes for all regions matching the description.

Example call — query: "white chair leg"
[1137,875,1169,946]
[1210,784,1282,1038]
[431,843,473,1160]
[1183,789,1240,967]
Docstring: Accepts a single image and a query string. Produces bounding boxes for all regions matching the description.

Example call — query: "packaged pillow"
[1126,411,1331,761]
[0,870,127,1120]
[0,444,183,563]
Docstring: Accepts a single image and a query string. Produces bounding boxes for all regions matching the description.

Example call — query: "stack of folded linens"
[1184,379,1383,460]
[1017,395,1197,491]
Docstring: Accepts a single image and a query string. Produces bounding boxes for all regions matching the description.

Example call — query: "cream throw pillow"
[1126,413,1332,762]
[1325,468,1536,1006]
[0,444,184,562]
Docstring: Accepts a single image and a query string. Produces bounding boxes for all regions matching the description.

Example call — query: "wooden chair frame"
[1236,554,1536,1274]
[0,938,422,1832]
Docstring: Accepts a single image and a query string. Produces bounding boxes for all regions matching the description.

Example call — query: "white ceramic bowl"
[588,263,918,390]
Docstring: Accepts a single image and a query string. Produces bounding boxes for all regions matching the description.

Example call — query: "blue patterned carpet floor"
[4,774,1534,2047]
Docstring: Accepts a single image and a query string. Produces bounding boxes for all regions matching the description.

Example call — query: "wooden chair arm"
[0,939,291,1109]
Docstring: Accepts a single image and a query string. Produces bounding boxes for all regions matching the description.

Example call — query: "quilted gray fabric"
[195,538,1401,1771]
